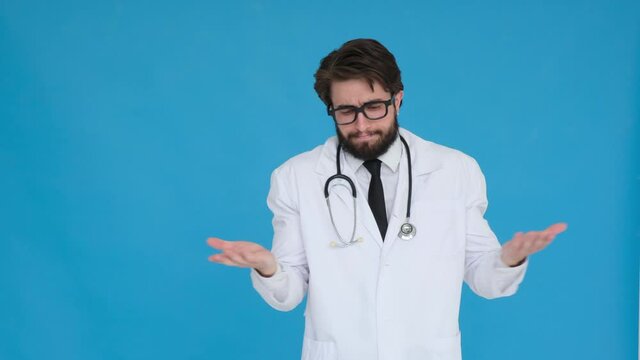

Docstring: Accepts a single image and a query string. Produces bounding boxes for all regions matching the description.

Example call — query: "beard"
[336,116,399,160]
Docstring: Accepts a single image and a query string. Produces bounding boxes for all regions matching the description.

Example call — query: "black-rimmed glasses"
[328,95,396,125]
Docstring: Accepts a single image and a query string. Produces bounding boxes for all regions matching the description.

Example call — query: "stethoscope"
[324,135,416,248]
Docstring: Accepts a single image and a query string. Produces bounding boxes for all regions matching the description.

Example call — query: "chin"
[335,118,399,160]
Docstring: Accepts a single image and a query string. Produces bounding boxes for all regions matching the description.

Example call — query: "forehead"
[330,79,389,107]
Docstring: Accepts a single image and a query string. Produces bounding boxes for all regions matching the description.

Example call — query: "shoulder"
[402,129,487,204]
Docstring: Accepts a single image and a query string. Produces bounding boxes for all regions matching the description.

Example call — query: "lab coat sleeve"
[462,155,528,299]
[250,165,309,311]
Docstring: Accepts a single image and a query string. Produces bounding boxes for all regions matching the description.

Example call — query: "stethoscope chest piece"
[398,222,416,240]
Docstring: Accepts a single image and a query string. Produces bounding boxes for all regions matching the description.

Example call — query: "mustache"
[347,130,383,140]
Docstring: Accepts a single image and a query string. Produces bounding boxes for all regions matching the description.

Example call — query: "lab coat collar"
[398,128,444,176]
[342,134,402,175]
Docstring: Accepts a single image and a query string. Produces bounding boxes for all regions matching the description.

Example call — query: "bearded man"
[208,38,567,360]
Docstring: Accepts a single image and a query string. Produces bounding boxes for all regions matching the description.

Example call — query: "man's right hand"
[207,237,278,277]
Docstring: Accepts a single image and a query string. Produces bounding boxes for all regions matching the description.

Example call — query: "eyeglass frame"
[327,95,397,125]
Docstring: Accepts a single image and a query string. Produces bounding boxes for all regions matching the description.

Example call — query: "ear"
[394,90,404,111]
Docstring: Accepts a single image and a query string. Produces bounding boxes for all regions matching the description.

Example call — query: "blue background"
[1,0,638,359]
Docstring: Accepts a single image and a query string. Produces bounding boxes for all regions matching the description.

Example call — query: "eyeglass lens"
[333,101,389,125]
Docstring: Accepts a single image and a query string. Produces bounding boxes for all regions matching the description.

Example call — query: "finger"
[542,231,555,244]
[545,222,568,236]
[522,231,538,248]
[209,253,230,262]
[532,227,562,250]
[521,231,545,255]
[209,253,233,265]
[207,237,233,250]
[532,237,549,251]
[507,232,526,251]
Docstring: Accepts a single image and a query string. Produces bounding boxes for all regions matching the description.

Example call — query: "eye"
[365,103,384,110]
[336,108,355,115]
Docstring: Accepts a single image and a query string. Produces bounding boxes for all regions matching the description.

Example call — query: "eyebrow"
[334,98,387,109]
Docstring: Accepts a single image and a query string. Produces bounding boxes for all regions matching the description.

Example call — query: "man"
[208,39,567,360]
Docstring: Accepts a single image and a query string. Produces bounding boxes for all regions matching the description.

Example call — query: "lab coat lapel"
[314,136,383,249]
[384,129,444,254]
[382,146,406,252]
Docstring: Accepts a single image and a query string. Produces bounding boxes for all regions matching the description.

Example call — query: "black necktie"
[363,159,388,239]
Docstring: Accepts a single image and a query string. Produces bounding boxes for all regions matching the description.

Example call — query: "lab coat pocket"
[301,337,338,360]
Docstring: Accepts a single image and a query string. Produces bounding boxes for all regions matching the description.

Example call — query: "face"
[330,79,404,160]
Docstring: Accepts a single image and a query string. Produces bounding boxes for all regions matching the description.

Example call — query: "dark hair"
[313,38,403,108]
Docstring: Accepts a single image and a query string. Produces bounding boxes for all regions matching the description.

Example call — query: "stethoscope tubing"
[399,135,412,219]
[324,134,415,247]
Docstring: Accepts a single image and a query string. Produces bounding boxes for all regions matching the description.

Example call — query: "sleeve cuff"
[496,253,528,269]
[251,262,285,284]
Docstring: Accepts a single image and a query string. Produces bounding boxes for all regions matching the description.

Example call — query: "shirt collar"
[343,134,402,173]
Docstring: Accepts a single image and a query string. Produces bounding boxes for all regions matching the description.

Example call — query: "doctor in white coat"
[208,39,567,360]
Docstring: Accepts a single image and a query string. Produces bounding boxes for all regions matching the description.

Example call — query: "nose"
[353,111,369,131]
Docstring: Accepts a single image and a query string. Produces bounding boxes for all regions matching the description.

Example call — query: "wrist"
[512,257,527,267]
[500,249,527,267]
[503,256,526,267]
[255,261,278,278]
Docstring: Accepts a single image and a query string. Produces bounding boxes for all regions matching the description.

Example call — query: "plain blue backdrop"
[1,0,638,359]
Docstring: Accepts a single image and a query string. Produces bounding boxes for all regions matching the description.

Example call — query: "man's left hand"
[501,222,568,267]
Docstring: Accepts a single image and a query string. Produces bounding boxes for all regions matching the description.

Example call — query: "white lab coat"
[251,128,527,360]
